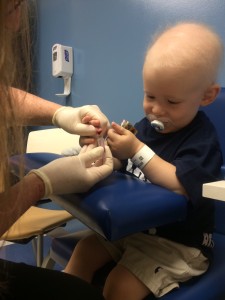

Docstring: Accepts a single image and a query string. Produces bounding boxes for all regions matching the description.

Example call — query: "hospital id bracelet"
[131,144,155,170]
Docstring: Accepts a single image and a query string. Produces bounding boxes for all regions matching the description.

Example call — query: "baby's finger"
[111,122,127,135]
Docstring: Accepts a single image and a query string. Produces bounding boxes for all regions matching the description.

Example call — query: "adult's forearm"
[11,88,62,126]
[0,173,45,236]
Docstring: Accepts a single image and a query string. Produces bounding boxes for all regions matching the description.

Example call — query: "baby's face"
[142,62,205,134]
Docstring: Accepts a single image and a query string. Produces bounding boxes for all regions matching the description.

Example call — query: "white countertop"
[203,180,225,201]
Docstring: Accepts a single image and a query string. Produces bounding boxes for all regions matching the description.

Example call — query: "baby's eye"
[167,99,180,104]
[146,94,155,100]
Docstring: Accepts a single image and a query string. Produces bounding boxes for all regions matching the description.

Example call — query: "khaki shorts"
[97,233,209,298]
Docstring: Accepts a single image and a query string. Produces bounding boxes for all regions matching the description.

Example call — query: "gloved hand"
[52,105,110,137]
[29,146,113,198]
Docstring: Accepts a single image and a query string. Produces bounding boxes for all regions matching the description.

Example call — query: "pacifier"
[150,120,164,132]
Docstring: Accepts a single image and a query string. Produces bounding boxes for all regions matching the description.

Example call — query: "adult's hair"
[0,0,31,193]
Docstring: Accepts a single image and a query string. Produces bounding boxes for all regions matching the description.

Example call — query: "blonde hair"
[0,0,32,193]
[0,3,36,294]
[145,22,224,87]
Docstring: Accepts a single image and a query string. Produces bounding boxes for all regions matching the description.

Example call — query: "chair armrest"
[10,153,62,175]
[10,153,188,240]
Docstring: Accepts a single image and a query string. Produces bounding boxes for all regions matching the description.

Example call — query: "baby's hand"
[107,122,143,159]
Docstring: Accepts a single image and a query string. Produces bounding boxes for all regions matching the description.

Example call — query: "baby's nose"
[151,102,163,115]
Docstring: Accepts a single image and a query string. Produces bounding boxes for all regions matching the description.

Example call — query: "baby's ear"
[200,84,221,107]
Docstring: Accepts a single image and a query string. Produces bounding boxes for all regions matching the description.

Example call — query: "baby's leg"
[103,264,150,300]
[64,234,112,283]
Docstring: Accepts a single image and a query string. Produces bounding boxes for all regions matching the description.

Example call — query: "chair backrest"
[201,87,225,235]
[201,87,225,163]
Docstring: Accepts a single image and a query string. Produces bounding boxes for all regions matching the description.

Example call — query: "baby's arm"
[113,157,123,170]
[107,122,186,196]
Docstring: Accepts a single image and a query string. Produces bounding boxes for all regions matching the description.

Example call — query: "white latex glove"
[52,105,110,137]
[29,146,113,198]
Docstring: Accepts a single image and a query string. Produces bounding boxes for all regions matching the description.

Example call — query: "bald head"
[144,22,224,88]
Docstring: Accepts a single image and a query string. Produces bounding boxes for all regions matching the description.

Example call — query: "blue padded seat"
[50,171,187,241]
[10,154,188,241]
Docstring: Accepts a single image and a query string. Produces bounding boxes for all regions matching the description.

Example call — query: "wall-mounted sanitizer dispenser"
[52,44,73,97]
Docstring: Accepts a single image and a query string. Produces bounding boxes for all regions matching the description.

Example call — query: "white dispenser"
[52,44,73,97]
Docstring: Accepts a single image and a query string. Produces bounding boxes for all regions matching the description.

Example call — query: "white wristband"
[131,145,155,170]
